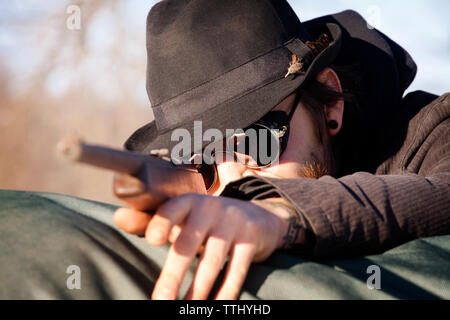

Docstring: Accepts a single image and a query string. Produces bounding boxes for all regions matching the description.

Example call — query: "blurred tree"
[0,0,153,205]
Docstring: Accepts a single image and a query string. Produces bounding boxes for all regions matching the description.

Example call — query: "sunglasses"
[196,93,301,191]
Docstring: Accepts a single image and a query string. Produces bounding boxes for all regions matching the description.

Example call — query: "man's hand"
[114,194,295,300]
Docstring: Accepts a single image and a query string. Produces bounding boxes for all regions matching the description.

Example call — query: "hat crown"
[146,0,307,106]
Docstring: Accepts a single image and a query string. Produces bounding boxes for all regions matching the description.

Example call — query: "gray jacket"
[223,91,450,258]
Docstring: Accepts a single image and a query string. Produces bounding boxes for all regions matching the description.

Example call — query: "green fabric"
[0,190,449,300]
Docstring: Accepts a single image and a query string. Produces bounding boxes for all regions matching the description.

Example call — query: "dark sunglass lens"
[242,124,280,167]
[257,127,279,166]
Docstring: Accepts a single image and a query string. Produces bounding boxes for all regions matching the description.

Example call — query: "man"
[1,0,449,300]
[112,0,450,300]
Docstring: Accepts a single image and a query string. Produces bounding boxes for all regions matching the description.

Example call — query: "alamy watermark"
[366,264,381,290]
[169,121,281,167]
[66,265,81,290]
[366,5,382,30]
[66,5,81,30]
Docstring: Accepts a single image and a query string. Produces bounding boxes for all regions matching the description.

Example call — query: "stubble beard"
[298,139,335,179]
[298,161,329,179]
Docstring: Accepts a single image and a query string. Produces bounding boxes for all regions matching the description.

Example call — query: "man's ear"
[315,67,344,136]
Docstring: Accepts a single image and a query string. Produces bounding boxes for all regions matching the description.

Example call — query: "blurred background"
[1,0,449,205]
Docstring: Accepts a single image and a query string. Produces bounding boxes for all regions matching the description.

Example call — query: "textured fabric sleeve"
[220,176,281,200]
[253,170,450,259]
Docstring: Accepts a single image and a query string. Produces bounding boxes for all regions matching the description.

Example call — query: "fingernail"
[148,229,163,243]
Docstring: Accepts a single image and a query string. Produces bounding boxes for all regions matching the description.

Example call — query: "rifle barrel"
[57,135,172,175]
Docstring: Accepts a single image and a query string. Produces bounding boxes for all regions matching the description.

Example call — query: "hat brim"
[125,23,342,155]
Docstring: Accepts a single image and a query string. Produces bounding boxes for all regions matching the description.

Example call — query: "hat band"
[153,39,314,132]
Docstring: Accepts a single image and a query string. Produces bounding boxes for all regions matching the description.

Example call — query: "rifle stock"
[57,136,207,211]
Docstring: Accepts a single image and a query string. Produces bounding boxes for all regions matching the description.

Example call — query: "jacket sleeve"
[232,96,450,259]
[255,169,450,259]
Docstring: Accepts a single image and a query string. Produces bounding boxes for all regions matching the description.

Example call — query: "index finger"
[145,194,199,246]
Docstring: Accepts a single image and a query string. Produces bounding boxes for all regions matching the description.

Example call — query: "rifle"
[57,136,211,211]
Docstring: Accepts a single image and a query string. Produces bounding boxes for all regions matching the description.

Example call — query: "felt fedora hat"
[125,0,342,155]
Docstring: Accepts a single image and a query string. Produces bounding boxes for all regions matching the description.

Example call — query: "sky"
[290,0,450,95]
[1,0,449,102]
